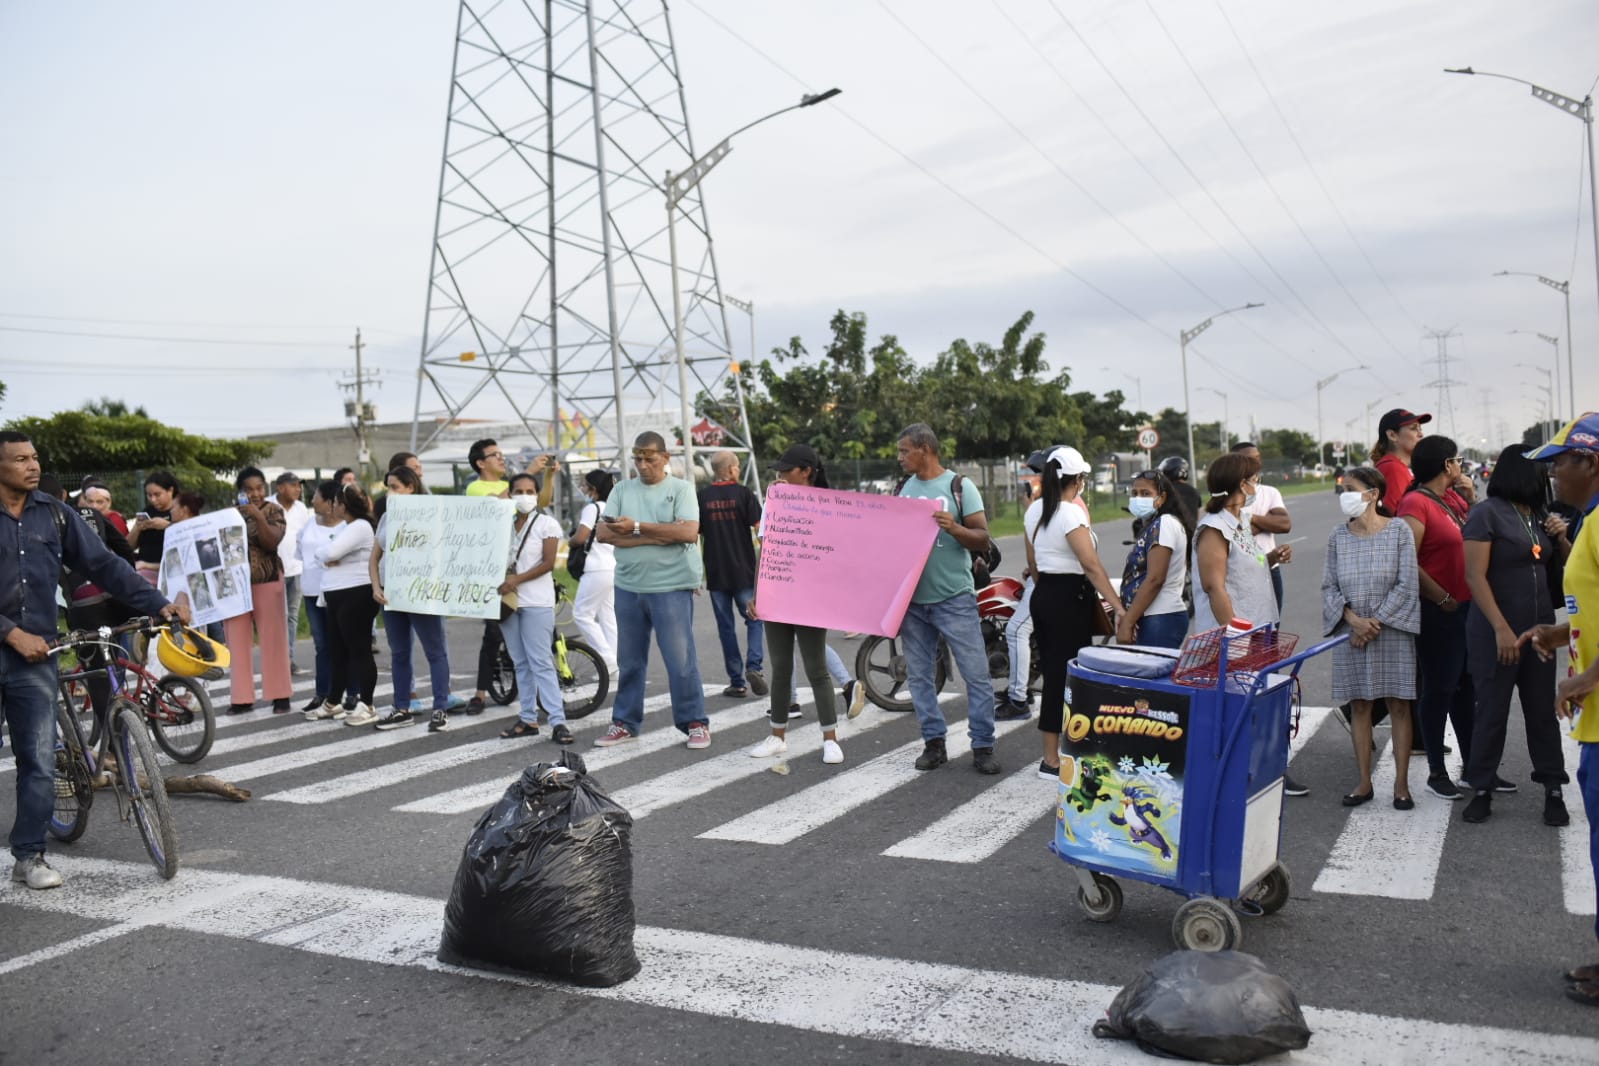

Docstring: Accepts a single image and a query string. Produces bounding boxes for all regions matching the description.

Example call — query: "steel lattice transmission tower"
[407,0,743,471]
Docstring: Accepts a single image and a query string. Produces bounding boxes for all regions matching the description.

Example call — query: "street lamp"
[1180,302,1263,476]
[1364,398,1385,451]
[1315,365,1369,470]
[1499,271,1576,421]
[723,293,761,493]
[1198,386,1229,451]
[1448,66,1598,375]
[1509,329,1563,424]
[1517,362,1555,427]
[666,88,841,478]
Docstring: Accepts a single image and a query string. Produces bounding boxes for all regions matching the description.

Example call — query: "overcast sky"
[2,0,1595,455]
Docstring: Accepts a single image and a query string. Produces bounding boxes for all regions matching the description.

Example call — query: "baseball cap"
[773,443,821,472]
[1044,445,1092,476]
[1024,447,1062,473]
[1524,412,1599,461]
[1377,408,1432,438]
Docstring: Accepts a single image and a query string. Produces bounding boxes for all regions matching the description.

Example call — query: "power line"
[0,324,339,348]
[0,311,410,334]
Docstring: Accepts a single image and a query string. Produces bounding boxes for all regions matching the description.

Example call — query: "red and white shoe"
[686,724,712,750]
[593,723,635,748]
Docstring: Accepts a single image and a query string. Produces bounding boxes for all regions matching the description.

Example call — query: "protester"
[311,484,379,726]
[274,472,310,676]
[699,450,766,699]
[1232,442,1292,610]
[483,474,566,741]
[1321,466,1420,809]
[370,466,459,733]
[1117,468,1191,649]
[222,467,293,715]
[42,475,135,725]
[1372,409,1431,515]
[1397,434,1478,800]
[1026,446,1125,779]
[569,469,619,674]
[895,423,1002,775]
[79,480,128,535]
[334,467,357,488]
[592,432,711,749]
[1,431,187,890]
[997,447,1049,720]
[298,479,350,714]
[746,444,853,764]
[1517,413,1599,1007]
[128,470,178,585]
[1459,445,1566,824]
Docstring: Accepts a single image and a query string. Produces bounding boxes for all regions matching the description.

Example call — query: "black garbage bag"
[438,750,640,987]
[1092,950,1310,1064]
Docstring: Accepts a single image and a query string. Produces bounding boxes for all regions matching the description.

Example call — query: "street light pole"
[666,88,841,480]
[1517,362,1555,428]
[1364,398,1384,451]
[1498,271,1576,421]
[1315,365,1369,470]
[1198,386,1229,451]
[1509,329,1563,424]
[1180,302,1263,477]
[1451,66,1599,390]
[723,293,761,493]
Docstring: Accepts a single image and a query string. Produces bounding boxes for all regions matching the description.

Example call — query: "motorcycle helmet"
[1156,455,1190,483]
[156,625,230,678]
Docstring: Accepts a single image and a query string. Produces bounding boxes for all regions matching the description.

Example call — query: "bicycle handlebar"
[50,615,181,655]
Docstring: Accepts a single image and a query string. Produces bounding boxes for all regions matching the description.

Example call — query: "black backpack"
[894,472,1001,586]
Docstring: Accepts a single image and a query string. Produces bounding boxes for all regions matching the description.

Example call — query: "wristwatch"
[631,520,642,537]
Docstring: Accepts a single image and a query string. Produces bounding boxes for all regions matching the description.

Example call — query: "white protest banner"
[157,510,253,626]
[381,495,515,619]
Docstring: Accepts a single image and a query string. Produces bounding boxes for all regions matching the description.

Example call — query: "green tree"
[5,409,271,482]
[80,396,150,418]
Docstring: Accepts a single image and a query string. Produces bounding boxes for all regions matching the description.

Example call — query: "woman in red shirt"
[1372,408,1431,516]
[1398,435,1478,800]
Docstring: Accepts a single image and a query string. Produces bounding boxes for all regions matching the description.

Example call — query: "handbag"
[501,516,538,622]
[566,504,601,581]
[1031,505,1115,638]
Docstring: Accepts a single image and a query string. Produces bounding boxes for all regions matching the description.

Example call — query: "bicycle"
[486,585,609,718]
[48,617,182,879]
[56,638,215,763]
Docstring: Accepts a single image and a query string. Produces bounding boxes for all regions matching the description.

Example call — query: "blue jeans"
[283,573,302,669]
[1006,577,1034,702]
[709,587,763,687]
[303,597,355,701]
[612,587,705,735]
[383,609,452,711]
[502,606,565,727]
[1580,742,1599,943]
[901,591,996,749]
[1270,565,1284,612]
[2,645,59,860]
[788,642,851,704]
[1136,610,1189,649]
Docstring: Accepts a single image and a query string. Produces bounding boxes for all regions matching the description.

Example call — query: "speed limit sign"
[1137,426,1160,450]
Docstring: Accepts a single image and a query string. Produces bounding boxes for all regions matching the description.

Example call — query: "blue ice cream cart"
[1049,623,1346,951]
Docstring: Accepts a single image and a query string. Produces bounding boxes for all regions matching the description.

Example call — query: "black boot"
[914,737,948,771]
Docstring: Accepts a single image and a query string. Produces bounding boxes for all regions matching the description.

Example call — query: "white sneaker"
[843,679,866,719]
[11,855,64,890]
[342,702,378,727]
[747,734,787,758]
[305,700,346,721]
[821,738,844,764]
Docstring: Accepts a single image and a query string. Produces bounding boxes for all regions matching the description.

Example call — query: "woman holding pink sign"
[746,443,855,765]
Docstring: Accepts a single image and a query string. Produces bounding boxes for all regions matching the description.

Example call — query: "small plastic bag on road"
[1092,949,1311,1063]
[438,749,641,987]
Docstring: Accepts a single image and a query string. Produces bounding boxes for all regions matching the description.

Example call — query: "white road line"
[1312,727,1458,900]
[882,762,1054,863]
[1561,731,1596,916]
[2,857,1594,1066]
[207,673,477,731]
[0,923,138,976]
[1290,705,1335,761]
[270,687,723,805]
[700,717,1030,846]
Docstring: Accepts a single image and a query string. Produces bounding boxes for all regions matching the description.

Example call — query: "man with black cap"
[1372,408,1432,515]
[274,472,310,674]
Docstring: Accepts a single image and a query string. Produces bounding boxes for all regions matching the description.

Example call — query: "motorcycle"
[854,575,1041,712]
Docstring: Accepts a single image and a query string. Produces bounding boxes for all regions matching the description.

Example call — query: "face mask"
[1128,497,1157,519]
[513,495,538,515]
[1242,490,1257,509]
[1339,491,1369,518]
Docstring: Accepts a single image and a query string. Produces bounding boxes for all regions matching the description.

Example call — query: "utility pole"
[340,328,379,482]
[1421,327,1463,437]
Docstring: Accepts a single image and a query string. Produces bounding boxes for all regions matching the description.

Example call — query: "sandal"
[499,721,539,739]
[1565,963,1599,984]
[1341,789,1374,807]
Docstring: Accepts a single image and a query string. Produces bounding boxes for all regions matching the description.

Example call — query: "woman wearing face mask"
[1322,466,1420,808]
[224,466,293,715]
[568,469,619,674]
[1117,469,1192,649]
[370,465,460,734]
[1192,452,1283,632]
[498,473,570,743]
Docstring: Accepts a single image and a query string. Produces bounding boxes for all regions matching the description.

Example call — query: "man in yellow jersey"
[1520,412,1599,1007]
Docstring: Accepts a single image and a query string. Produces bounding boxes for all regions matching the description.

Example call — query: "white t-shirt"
[316,520,374,593]
[1024,498,1095,574]
[509,512,564,609]
[1247,484,1286,556]
[577,501,616,574]
[277,498,311,577]
[1147,515,1189,616]
[298,519,344,597]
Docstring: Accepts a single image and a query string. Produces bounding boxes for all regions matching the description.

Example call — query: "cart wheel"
[1077,873,1123,923]
[1172,897,1242,952]
[1246,863,1292,915]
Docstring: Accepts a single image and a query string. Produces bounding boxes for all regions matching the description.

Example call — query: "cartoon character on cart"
[1065,754,1115,813]
[1109,784,1173,861]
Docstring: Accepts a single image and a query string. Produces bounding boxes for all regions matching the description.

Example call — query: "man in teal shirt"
[592,432,711,749]
[896,423,1001,774]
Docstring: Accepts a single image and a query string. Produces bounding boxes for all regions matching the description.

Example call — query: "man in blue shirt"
[0,431,184,889]
[895,423,1001,775]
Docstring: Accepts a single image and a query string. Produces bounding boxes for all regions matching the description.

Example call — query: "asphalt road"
[3,487,1597,1064]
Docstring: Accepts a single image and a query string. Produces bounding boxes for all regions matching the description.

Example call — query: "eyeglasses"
[481,451,503,460]
[1447,455,1464,466]
[631,450,664,461]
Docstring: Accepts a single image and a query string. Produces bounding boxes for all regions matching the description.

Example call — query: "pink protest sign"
[754,483,939,638]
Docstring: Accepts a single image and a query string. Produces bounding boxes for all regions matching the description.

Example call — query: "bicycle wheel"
[556,638,608,719]
[147,674,215,763]
[48,699,95,843]
[487,641,518,706]
[113,702,179,880]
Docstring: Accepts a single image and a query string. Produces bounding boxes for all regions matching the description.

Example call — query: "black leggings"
[324,586,380,706]
[476,620,503,691]
[1030,572,1095,734]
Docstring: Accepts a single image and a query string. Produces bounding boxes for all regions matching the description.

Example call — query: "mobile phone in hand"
[135,511,150,522]
[237,492,250,507]
[600,515,619,524]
